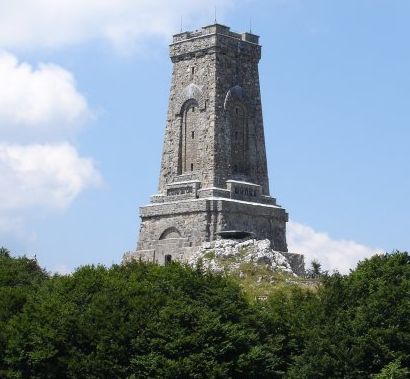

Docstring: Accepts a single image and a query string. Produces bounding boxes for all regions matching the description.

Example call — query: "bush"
[2,262,288,378]
[1,249,408,378]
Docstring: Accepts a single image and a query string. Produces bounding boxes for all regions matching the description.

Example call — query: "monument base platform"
[123,196,305,274]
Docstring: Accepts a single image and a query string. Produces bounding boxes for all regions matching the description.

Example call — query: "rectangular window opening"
[191,163,194,171]
[192,131,195,139]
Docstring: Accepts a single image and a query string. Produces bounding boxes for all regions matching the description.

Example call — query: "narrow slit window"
[191,67,195,75]
[191,163,194,171]
[192,131,195,139]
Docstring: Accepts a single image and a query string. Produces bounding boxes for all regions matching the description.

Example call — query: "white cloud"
[0,0,234,51]
[0,51,99,225]
[287,220,381,274]
[0,143,101,210]
[0,51,89,140]
[0,47,99,242]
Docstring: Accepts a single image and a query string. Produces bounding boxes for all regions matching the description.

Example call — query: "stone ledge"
[140,197,287,219]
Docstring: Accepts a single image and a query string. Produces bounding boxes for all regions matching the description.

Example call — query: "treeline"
[0,247,408,378]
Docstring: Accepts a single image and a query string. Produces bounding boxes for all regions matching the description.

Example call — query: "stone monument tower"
[126,24,298,267]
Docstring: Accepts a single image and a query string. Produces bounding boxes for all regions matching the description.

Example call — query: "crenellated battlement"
[171,23,259,45]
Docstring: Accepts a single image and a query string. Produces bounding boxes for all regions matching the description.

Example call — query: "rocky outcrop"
[188,239,303,276]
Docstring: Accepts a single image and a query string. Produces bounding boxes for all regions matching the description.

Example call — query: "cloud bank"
[0,0,233,51]
[0,143,101,211]
[0,52,99,224]
[287,220,381,274]
[0,51,89,140]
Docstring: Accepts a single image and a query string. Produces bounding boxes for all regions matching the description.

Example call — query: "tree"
[309,259,322,278]
[2,250,408,378]
[2,262,289,378]
[287,251,410,378]
[373,359,409,379]
[0,249,49,377]
[0,247,11,258]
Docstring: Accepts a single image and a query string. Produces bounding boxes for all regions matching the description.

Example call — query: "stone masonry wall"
[137,198,288,253]
[159,24,270,196]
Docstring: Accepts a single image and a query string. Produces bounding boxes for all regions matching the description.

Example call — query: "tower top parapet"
[172,23,259,45]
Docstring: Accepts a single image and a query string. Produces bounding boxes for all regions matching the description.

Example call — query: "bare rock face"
[188,239,297,276]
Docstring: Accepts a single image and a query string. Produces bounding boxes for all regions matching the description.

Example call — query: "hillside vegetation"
[0,247,408,378]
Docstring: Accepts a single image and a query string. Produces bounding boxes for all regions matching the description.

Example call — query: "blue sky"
[0,0,409,274]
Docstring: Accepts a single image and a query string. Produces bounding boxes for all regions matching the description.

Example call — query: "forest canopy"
[0,247,408,378]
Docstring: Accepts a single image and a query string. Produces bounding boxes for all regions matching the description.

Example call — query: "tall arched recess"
[230,102,249,175]
[178,99,200,174]
[224,85,250,176]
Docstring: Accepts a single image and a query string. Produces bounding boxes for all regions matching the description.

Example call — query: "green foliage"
[203,250,215,260]
[373,358,409,379]
[1,261,287,378]
[0,246,11,258]
[307,259,323,278]
[1,249,408,379]
[287,251,410,378]
[232,262,317,301]
[0,251,49,377]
